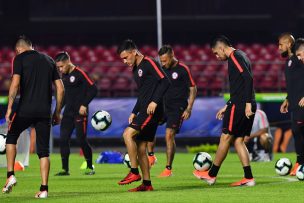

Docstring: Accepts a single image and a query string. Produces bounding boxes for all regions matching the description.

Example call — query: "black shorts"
[222,103,256,137]
[165,104,186,133]
[6,113,51,158]
[129,105,163,142]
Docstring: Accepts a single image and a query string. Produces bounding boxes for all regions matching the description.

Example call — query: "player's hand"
[299,97,304,107]
[216,105,227,120]
[79,105,87,116]
[245,103,254,119]
[182,108,192,120]
[52,112,61,126]
[147,102,157,115]
[128,113,136,124]
[5,108,12,124]
[280,99,289,113]
[244,136,251,143]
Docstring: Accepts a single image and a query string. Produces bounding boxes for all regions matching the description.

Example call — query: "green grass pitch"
[0,152,302,203]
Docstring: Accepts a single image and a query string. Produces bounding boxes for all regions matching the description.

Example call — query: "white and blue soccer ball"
[296,164,304,181]
[193,152,212,171]
[123,153,131,168]
[275,158,292,176]
[0,133,7,155]
[91,110,112,131]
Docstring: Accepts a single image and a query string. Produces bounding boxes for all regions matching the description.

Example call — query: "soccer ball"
[91,110,112,131]
[296,165,304,181]
[0,133,7,155]
[123,153,131,168]
[275,158,292,176]
[193,152,212,171]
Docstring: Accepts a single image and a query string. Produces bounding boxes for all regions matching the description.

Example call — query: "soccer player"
[3,36,64,198]
[279,34,304,175]
[245,109,273,162]
[157,45,197,177]
[193,36,256,187]
[117,39,169,191]
[54,52,97,176]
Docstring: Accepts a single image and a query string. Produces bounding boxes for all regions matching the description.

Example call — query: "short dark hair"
[15,35,32,47]
[158,45,173,56]
[294,38,304,52]
[117,39,137,55]
[211,35,232,48]
[55,51,70,62]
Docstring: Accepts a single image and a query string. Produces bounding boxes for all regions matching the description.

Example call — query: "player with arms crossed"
[117,39,169,191]
[193,36,256,187]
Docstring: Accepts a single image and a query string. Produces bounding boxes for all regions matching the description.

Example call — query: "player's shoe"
[230,178,255,187]
[118,172,141,185]
[35,190,48,198]
[128,184,154,192]
[158,168,172,177]
[2,175,17,194]
[84,167,95,175]
[290,162,299,176]
[55,170,70,176]
[193,170,216,185]
[148,155,157,167]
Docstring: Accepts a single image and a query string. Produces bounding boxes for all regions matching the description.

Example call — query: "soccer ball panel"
[123,153,131,168]
[193,152,212,171]
[91,110,112,131]
[275,158,292,176]
[296,165,304,181]
[0,133,7,154]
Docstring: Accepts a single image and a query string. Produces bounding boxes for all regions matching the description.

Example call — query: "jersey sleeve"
[230,51,254,103]
[179,63,196,87]
[144,57,166,80]
[12,56,22,76]
[257,110,269,129]
[52,63,61,81]
[77,68,97,106]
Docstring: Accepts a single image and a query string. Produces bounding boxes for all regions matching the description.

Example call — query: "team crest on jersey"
[172,72,178,79]
[138,69,143,77]
[70,76,75,83]
[288,60,292,67]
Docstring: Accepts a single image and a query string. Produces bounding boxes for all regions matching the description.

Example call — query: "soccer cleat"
[290,162,299,176]
[128,184,154,192]
[55,170,70,176]
[230,178,255,187]
[158,168,172,177]
[35,190,48,198]
[2,175,17,194]
[118,172,141,185]
[84,167,95,175]
[193,170,216,185]
[148,155,157,167]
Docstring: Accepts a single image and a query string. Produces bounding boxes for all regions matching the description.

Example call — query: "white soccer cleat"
[2,175,17,194]
[35,190,48,198]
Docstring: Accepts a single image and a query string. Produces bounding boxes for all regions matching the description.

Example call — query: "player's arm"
[52,79,65,125]
[129,100,139,124]
[5,75,20,123]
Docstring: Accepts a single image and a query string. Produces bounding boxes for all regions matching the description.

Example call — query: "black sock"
[208,164,220,177]
[62,157,69,172]
[243,166,253,179]
[297,155,304,165]
[7,171,15,178]
[40,185,48,192]
[143,180,151,186]
[166,165,172,170]
[86,159,93,169]
[148,152,154,156]
[131,168,139,175]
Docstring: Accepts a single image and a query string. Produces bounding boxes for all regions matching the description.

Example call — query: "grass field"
[0,152,302,203]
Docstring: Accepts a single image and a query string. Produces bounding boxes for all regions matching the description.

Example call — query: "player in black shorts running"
[3,36,64,198]
[157,45,197,177]
[279,34,304,175]
[54,52,97,176]
[193,36,256,187]
[117,39,169,192]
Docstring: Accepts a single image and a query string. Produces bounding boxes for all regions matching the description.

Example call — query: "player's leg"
[34,118,51,198]
[147,137,157,166]
[290,121,304,175]
[280,129,292,152]
[3,115,32,193]
[259,133,273,161]
[75,115,94,175]
[57,116,74,175]
[118,127,141,185]
[273,127,283,152]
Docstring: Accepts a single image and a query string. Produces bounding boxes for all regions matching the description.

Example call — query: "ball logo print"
[172,72,178,79]
[91,110,112,131]
[138,69,143,77]
[193,152,212,171]
[275,158,292,176]
[70,76,75,83]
